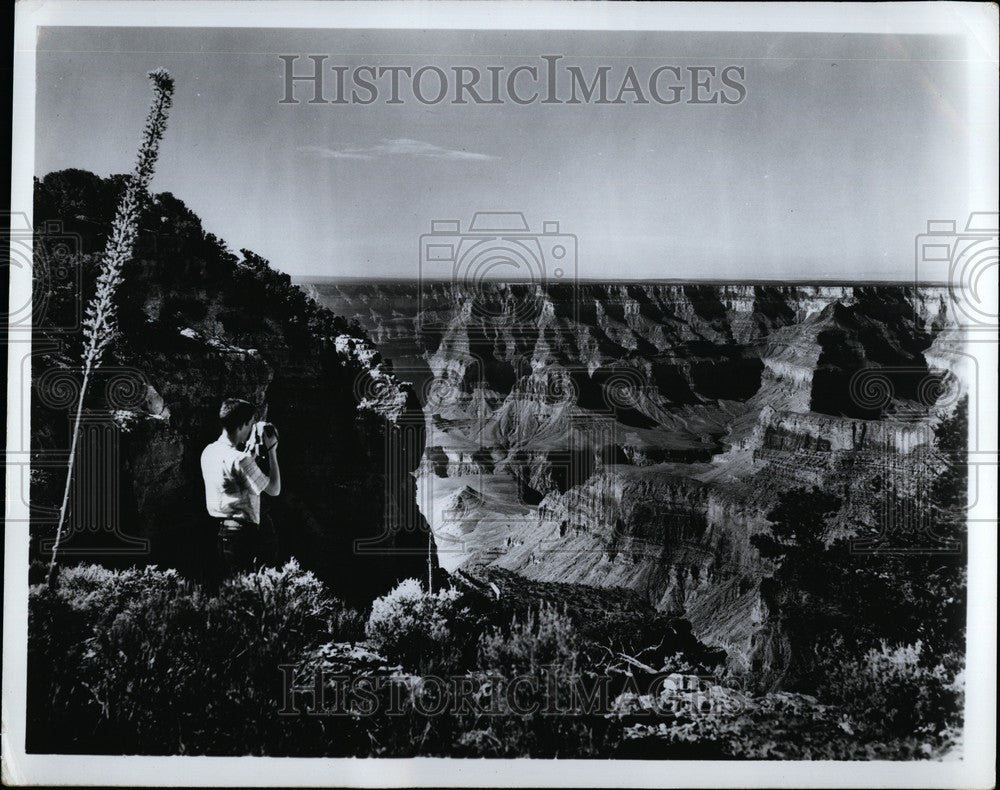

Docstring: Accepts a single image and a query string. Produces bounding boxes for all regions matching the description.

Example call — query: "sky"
[33,26,992,280]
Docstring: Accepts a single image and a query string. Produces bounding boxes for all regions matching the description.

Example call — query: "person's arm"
[237,441,278,498]
[263,440,281,496]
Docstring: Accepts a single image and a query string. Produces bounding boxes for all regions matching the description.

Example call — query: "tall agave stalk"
[428,530,433,593]
[46,69,175,587]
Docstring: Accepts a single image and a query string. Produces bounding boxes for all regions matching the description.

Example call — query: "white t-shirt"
[200,436,269,524]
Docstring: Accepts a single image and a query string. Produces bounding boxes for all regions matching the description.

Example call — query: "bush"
[44,563,189,618]
[815,640,964,745]
[33,562,960,759]
[28,561,361,754]
[616,681,960,760]
[365,579,481,672]
[464,604,613,758]
[470,567,725,675]
[478,602,579,676]
[28,564,196,752]
[752,469,967,690]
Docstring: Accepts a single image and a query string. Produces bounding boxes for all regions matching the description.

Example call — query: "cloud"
[298,138,498,162]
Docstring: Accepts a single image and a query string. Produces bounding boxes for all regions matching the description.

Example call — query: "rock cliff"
[31,171,436,603]
[309,279,965,676]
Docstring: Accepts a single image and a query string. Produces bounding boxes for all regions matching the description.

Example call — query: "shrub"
[28,564,195,751]
[477,601,580,676]
[27,560,360,754]
[470,568,725,675]
[815,640,964,745]
[44,563,189,619]
[752,473,967,694]
[365,579,480,672]
[712,639,753,680]
[464,605,617,758]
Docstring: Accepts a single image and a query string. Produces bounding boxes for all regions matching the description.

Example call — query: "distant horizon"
[292,274,948,286]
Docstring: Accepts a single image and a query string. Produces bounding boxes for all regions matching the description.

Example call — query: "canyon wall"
[310,279,966,674]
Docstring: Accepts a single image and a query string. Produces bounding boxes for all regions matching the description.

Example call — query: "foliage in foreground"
[29,558,963,758]
[28,561,361,754]
[365,579,481,673]
[752,402,967,677]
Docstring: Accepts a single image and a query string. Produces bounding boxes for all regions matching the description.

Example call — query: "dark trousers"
[216,515,277,577]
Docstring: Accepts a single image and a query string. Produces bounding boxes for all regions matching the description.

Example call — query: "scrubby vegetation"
[28,561,362,754]
[29,395,968,757]
[32,169,367,356]
[365,578,482,673]
[29,541,964,757]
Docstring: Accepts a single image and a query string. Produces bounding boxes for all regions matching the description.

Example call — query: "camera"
[915,212,998,330]
[247,421,278,473]
[417,212,578,335]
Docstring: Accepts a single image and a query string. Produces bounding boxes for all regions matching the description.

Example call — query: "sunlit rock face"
[309,279,964,678]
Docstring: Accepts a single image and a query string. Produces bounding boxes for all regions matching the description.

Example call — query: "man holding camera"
[200,398,281,576]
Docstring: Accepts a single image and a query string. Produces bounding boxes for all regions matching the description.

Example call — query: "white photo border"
[5,2,998,787]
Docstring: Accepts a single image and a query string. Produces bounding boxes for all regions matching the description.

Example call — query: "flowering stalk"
[47,69,175,586]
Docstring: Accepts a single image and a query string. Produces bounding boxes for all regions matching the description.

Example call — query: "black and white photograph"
[3,2,997,787]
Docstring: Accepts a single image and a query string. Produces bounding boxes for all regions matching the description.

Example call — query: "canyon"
[304,278,966,673]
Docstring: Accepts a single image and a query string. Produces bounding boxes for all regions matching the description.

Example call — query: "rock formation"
[311,279,966,676]
[31,171,436,604]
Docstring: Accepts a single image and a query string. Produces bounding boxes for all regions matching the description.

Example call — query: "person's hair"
[219,398,256,432]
